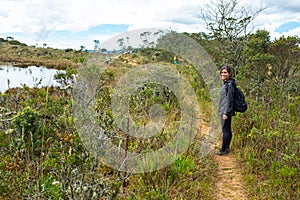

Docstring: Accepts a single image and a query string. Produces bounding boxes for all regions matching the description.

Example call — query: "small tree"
[79,45,86,52]
[198,0,268,70]
[268,36,300,96]
[6,36,14,41]
[93,40,100,51]
[12,107,41,157]
[116,38,125,52]
[54,68,78,89]
[238,30,274,101]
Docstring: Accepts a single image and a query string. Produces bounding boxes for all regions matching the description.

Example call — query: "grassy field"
[0,40,219,199]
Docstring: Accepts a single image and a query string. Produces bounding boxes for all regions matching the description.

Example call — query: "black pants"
[220,115,232,151]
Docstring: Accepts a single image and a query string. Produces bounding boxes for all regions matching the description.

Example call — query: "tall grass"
[232,89,300,199]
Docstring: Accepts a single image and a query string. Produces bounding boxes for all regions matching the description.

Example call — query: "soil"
[199,121,249,199]
[213,152,249,200]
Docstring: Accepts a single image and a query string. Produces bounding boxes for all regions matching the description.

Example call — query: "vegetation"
[0,37,87,69]
[194,1,299,198]
[232,31,300,200]
[0,0,299,199]
[0,47,218,199]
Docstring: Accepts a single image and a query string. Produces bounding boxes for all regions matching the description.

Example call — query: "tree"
[93,40,100,51]
[268,36,300,96]
[238,30,274,101]
[101,48,107,53]
[239,31,300,101]
[79,45,86,52]
[6,36,14,41]
[140,31,155,48]
[116,38,125,51]
[198,0,268,70]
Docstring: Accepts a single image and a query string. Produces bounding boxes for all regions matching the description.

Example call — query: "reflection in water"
[0,65,65,93]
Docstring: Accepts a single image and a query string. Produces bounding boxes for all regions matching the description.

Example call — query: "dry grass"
[0,41,87,69]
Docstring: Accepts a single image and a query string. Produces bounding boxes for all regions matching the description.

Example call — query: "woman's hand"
[222,114,228,120]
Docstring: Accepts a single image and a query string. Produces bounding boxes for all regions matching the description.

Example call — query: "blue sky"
[275,22,300,34]
[0,0,299,50]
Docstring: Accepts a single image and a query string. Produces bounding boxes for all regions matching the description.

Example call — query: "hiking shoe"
[218,149,229,156]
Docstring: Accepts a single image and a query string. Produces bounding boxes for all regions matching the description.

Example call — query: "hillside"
[0,38,87,69]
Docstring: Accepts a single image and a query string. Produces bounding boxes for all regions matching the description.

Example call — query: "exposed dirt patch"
[199,122,249,199]
[214,152,249,200]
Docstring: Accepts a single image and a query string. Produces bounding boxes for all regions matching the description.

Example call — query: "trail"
[200,121,249,200]
[213,152,249,200]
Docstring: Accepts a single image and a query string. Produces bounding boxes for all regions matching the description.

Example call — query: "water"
[0,65,65,93]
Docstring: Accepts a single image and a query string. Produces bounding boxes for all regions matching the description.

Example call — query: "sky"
[0,0,300,50]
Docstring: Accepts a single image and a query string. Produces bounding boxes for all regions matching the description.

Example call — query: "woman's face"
[220,69,231,81]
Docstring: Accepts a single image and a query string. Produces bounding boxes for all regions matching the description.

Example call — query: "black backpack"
[234,85,247,112]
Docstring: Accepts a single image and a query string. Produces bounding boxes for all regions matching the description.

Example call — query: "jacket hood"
[224,78,236,85]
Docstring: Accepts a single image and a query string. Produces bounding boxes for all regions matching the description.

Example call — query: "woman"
[218,65,236,155]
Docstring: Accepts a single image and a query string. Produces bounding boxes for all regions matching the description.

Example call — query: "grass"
[0,39,87,69]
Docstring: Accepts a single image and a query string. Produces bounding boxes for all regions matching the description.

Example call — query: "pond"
[0,65,65,93]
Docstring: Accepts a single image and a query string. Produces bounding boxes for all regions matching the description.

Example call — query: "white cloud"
[253,0,300,39]
[1,0,204,32]
[0,0,299,49]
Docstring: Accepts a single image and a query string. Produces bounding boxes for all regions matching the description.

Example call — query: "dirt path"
[213,152,249,200]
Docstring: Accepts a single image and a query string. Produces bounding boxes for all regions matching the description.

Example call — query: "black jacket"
[218,78,235,117]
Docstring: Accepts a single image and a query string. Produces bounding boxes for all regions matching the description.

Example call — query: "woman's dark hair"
[220,65,233,77]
